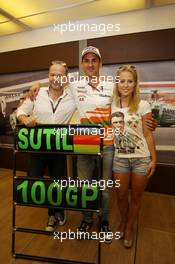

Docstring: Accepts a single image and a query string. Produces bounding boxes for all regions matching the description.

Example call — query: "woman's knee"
[130,192,143,206]
[117,189,128,201]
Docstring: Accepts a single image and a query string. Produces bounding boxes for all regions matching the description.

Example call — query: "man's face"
[112,116,124,132]
[49,64,67,90]
[81,53,101,78]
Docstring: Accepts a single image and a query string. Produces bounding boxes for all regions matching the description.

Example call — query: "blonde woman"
[111,65,156,248]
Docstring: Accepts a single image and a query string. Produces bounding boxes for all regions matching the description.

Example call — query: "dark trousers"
[28,153,66,216]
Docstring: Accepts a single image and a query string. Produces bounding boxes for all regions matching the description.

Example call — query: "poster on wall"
[0,70,48,145]
[0,61,174,164]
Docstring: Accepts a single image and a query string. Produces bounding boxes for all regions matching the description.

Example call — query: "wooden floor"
[0,168,175,264]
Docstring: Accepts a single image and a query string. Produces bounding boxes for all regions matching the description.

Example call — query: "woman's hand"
[146,161,156,178]
[145,113,158,131]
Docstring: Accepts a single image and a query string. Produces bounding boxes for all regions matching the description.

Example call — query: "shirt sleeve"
[16,98,34,118]
[66,84,74,97]
[139,100,152,116]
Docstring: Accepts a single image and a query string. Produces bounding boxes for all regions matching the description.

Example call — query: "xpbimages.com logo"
[53,229,121,243]
[53,178,120,191]
[53,73,120,86]
[52,126,122,139]
[53,21,120,35]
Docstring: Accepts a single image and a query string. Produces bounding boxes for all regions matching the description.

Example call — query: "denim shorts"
[113,156,151,176]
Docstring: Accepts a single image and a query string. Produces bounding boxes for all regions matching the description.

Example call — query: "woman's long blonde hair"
[113,65,140,113]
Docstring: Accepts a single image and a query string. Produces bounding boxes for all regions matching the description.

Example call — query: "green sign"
[16,125,101,154]
[17,127,73,152]
[14,179,100,210]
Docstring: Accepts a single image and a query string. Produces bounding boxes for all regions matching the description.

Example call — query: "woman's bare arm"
[142,112,157,178]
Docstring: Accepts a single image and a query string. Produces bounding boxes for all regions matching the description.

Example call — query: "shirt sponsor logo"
[77,89,87,93]
[99,94,111,97]
[77,86,86,89]
[78,94,86,101]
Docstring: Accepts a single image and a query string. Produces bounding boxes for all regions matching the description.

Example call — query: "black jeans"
[28,153,66,217]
